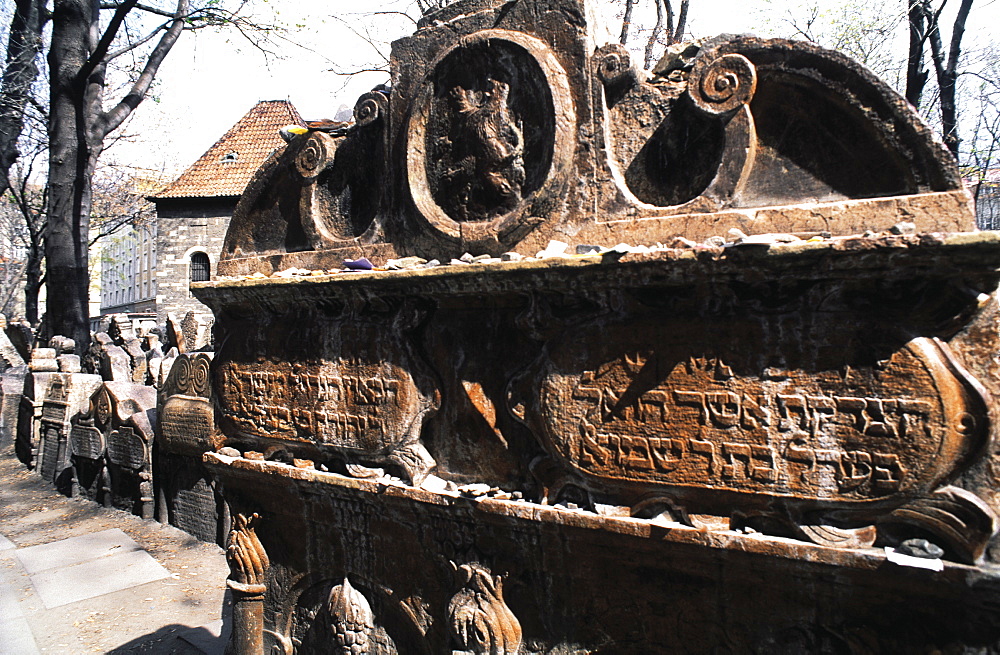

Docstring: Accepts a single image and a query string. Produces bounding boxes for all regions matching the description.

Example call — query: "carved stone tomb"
[192,0,1000,651]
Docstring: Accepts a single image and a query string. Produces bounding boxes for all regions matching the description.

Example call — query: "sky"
[108,0,1000,176]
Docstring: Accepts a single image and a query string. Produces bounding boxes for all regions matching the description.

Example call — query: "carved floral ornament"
[448,563,522,655]
[407,30,575,242]
[226,512,269,595]
[327,578,376,655]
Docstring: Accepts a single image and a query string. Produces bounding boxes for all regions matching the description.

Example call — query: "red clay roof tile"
[153,100,304,200]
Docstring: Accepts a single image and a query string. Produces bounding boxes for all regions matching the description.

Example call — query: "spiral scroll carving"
[173,355,192,394]
[191,355,211,396]
[688,53,757,115]
[354,91,388,128]
[595,43,635,89]
[296,133,333,179]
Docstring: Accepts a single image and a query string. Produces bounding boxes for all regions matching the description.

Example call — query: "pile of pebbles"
[221,221,920,281]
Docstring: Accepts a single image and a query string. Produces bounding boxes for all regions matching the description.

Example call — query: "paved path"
[0,450,231,654]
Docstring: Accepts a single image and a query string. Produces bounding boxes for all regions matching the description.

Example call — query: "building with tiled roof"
[142,100,303,325]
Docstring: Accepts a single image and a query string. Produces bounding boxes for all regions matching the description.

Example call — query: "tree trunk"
[46,0,186,351]
[644,0,665,70]
[926,0,974,158]
[0,0,47,200]
[673,0,689,43]
[46,0,99,350]
[905,0,929,107]
[940,0,973,157]
[24,249,42,325]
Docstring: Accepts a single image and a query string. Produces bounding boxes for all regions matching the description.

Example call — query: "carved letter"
[872,453,904,492]
[750,445,777,482]
[778,395,807,432]
[839,451,872,492]
[675,390,707,425]
[707,392,741,428]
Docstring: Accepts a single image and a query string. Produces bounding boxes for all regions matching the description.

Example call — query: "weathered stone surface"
[214,302,440,486]
[101,344,132,382]
[122,338,147,384]
[154,351,228,544]
[29,347,59,373]
[0,365,27,451]
[35,373,102,493]
[218,0,967,277]
[180,311,213,351]
[71,382,157,517]
[0,327,25,370]
[207,453,1000,652]
[158,352,219,457]
[190,1,1000,651]
[108,313,136,343]
[57,354,82,373]
[5,321,33,362]
[165,314,186,354]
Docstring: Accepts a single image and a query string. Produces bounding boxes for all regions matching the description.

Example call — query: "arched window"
[190,252,211,282]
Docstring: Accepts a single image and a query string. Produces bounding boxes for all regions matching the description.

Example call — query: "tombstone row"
[0,311,228,546]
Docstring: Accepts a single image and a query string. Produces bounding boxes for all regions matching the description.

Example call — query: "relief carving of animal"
[443,78,526,220]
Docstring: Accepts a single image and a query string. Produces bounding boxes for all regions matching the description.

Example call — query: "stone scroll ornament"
[159,353,222,457]
[226,512,269,655]
[510,318,996,560]
[448,563,522,655]
[328,578,375,655]
[686,53,757,115]
[597,44,759,213]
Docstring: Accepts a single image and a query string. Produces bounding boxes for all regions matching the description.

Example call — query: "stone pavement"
[0,451,231,654]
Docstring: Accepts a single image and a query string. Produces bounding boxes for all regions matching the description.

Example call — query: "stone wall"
[152,198,235,327]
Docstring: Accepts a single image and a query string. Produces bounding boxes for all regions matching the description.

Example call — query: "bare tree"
[0,0,47,201]
[4,147,47,324]
[42,0,286,350]
[615,0,690,70]
[906,0,975,156]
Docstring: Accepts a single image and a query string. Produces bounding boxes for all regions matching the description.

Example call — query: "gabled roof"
[152,100,303,200]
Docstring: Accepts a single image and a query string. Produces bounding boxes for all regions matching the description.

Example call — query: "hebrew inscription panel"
[216,322,431,457]
[526,323,986,506]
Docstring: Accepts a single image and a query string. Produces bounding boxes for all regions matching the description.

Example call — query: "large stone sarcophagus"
[192,0,1000,651]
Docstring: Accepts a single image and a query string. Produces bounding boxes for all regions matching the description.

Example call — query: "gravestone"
[70,382,157,517]
[193,1,1000,651]
[35,372,103,493]
[180,311,213,352]
[155,352,228,544]
[0,328,26,451]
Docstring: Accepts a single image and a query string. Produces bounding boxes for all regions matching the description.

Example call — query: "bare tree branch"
[620,0,636,45]
[96,0,189,139]
[0,0,48,200]
[644,0,665,70]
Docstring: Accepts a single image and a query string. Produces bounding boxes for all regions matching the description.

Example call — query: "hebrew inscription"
[215,319,436,467]
[531,334,986,505]
[219,361,417,453]
[159,353,222,456]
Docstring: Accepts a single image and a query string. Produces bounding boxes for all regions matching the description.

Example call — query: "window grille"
[190,252,211,282]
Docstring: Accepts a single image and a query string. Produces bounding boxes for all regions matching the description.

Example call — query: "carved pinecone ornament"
[448,563,522,655]
[328,578,375,654]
